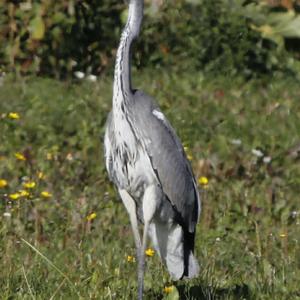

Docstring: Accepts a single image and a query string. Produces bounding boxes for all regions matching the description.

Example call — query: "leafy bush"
[139,0,270,76]
[0,0,299,77]
[138,0,300,77]
[0,0,123,77]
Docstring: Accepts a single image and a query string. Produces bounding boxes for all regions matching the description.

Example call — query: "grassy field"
[0,72,299,300]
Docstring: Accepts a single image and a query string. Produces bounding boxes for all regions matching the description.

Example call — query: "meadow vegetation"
[1,0,300,78]
[0,72,299,299]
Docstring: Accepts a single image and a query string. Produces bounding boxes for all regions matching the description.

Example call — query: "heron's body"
[104,0,200,298]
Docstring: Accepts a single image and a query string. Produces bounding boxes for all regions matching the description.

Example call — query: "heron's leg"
[119,189,144,299]
[118,189,141,251]
[137,185,160,300]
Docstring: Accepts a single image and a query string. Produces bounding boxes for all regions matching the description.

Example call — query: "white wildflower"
[252,149,264,157]
[263,156,272,164]
[86,74,97,82]
[291,211,298,218]
[74,71,85,79]
[230,139,242,145]
[66,153,74,161]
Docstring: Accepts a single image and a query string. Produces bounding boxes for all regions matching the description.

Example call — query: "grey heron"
[104,0,200,298]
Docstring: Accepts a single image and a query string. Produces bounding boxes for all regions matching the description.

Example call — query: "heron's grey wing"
[131,90,200,233]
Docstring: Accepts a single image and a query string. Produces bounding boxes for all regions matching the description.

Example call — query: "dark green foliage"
[138,0,274,76]
[0,0,123,77]
[0,0,299,77]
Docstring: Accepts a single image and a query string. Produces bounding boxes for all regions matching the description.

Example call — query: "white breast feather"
[104,129,111,171]
[114,108,136,152]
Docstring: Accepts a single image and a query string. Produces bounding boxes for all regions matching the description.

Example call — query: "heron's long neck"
[113,0,143,111]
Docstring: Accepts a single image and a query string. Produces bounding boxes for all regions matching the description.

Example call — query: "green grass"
[0,72,299,299]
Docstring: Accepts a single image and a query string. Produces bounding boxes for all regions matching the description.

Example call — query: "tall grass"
[0,72,299,299]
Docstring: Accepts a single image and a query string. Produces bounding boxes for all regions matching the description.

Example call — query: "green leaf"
[268,11,300,38]
[30,16,45,40]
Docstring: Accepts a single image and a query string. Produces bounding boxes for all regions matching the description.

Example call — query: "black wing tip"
[182,229,198,278]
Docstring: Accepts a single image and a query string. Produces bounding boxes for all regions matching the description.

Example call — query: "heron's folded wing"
[132,90,200,232]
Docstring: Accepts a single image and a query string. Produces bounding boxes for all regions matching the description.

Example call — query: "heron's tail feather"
[183,230,199,278]
[149,222,199,280]
[184,249,199,279]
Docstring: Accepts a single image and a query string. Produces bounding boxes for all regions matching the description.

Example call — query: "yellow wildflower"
[46,153,53,160]
[40,191,52,198]
[8,112,20,119]
[279,233,287,238]
[0,179,8,188]
[198,176,209,186]
[145,248,155,257]
[184,145,193,160]
[23,181,36,189]
[37,172,45,179]
[86,212,97,221]
[163,285,174,294]
[15,152,26,161]
[19,190,30,197]
[9,193,21,200]
[127,255,135,263]
[187,154,193,161]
